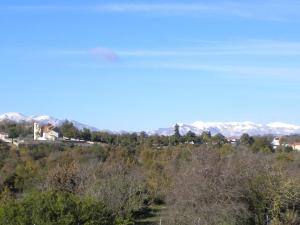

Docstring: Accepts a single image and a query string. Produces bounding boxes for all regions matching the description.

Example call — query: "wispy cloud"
[1,1,300,21]
[58,39,300,58]
[142,62,300,79]
[60,60,300,81]
[57,47,119,63]
[91,48,119,63]
[4,39,300,80]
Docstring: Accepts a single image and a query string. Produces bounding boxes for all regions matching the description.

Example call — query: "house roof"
[41,124,55,133]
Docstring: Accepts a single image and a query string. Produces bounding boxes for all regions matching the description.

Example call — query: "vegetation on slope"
[0,124,300,225]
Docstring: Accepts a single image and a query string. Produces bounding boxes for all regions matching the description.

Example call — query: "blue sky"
[1,0,300,131]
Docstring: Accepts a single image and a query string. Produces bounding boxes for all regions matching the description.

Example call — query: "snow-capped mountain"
[0,112,27,122]
[150,121,300,137]
[1,112,300,137]
[0,112,98,131]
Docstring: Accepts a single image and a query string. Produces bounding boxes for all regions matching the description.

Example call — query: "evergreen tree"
[8,127,18,143]
[184,131,196,143]
[60,121,79,139]
[212,133,227,146]
[201,131,212,143]
[173,124,181,144]
[240,133,254,146]
[81,128,91,141]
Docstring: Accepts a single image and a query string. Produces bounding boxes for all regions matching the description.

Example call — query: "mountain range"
[150,121,300,137]
[1,112,300,137]
[0,112,98,131]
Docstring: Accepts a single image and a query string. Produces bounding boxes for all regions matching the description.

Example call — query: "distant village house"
[34,123,59,141]
[0,132,23,146]
[272,137,281,149]
[0,132,9,142]
[272,137,300,151]
[292,143,300,151]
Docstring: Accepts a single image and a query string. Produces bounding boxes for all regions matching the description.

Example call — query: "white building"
[272,137,281,149]
[0,132,23,146]
[34,123,59,141]
[0,132,9,143]
[292,143,300,151]
[227,137,237,145]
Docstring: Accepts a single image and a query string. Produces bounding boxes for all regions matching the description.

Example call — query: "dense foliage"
[0,191,114,225]
[0,123,300,225]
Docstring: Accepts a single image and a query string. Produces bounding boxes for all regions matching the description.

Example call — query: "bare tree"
[165,148,300,225]
[87,162,147,220]
[45,161,91,194]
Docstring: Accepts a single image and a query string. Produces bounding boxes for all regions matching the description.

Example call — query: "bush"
[0,191,116,225]
[89,162,147,221]
[46,161,89,194]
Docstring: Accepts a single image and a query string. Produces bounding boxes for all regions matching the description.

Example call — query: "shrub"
[0,191,116,225]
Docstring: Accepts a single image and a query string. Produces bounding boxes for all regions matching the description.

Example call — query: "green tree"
[172,124,181,145]
[212,133,227,147]
[60,121,79,139]
[184,131,196,143]
[201,131,211,143]
[8,127,18,143]
[81,128,91,141]
[139,131,148,144]
[240,133,254,146]
[251,137,273,153]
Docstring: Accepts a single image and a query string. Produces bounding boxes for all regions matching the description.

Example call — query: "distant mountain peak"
[1,112,300,137]
[150,121,300,137]
[0,112,26,122]
[0,112,99,131]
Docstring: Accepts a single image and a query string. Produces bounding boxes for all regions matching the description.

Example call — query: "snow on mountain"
[267,122,300,130]
[1,112,300,137]
[0,112,27,122]
[68,120,99,131]
[150,121,300,137]
[28,115,62,126]
[0,112,98,131]
[148,123,200,136]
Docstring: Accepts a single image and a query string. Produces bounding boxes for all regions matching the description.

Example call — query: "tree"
[201,131,211,143]
[166,148,249,225]
[139,131,148,144]
[184,131,196,143]
[240,133,254,146]
[212,133,227,147]
[172,124,181,145]
[140,131,148,139]
[60,121,79,139]
[81,128,91,141]
[165,147,300,225]
[8,127,18,143]
[251,136,273,153]
[89,162,147,221]
[46,161,88,194]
